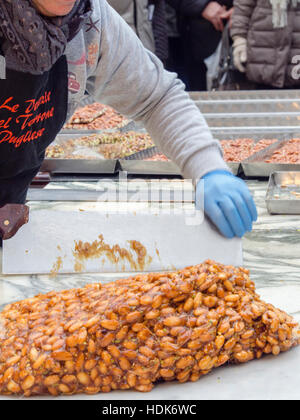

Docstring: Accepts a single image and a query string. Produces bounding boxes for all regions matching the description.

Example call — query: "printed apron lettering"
[0,55,68,205]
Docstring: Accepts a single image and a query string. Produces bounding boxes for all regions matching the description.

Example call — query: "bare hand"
[220,7,234,29]
[202,2,226,32]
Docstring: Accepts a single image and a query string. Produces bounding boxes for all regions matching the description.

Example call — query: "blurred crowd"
[107,0,300,91]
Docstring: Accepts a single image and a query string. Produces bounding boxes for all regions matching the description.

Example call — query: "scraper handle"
[0,204,29,240]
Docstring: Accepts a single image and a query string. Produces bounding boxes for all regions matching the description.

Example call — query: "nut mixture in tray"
[46,136,279,162]
[220,139,277,162]
[265,139,300,163]
[64,103,129,130]
[143,139,277,163]
[46,132,155,160]
[0,260,298,397]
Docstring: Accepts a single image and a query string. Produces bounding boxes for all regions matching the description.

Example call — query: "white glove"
[233,36,247,73]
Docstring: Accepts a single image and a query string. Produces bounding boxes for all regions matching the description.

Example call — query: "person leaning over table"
[0,0,257,240]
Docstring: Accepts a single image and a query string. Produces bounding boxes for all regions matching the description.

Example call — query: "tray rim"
[188,90,300,101]
[266,171,300,214]
[41,158,117,174]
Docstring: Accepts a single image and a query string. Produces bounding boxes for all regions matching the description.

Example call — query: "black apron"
[0,52,68,206]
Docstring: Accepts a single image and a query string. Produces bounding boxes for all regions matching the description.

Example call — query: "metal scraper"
[2,202,242,275]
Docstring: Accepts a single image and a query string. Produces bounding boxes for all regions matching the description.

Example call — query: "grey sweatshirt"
[65,0,229,182]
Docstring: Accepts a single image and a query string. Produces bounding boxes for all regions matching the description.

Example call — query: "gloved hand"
[196,170,257,238]
[233,36,247,73]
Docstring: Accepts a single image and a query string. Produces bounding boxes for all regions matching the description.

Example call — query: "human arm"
[86,1,257,237]
[230,0,256,72]
[86,0,228,181]
[231,0,256,38]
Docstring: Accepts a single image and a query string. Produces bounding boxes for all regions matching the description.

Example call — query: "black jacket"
[167,0,211,17]
[168,0,233,16]
[167,0,233,60]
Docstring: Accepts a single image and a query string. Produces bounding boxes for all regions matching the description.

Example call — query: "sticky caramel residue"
[73,234,152,272]
[129,240,152,269]
[50,256,63,277]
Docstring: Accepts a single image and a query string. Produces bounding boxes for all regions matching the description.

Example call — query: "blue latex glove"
[196,170,257,238]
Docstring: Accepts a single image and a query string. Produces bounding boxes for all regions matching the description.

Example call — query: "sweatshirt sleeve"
[231,0,256,38]
[165,0,211,17]
[86,0,229,183]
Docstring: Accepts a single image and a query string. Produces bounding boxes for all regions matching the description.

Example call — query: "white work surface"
[2,202,242,275]
[1,347,299,401]
[0,180,299,400]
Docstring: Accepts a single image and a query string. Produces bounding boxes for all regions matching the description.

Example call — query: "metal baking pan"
[211,129,295,139]
[226,163,240,175]
[121,146,241,176]
[119,130,288,176]
[61,128,120,135]
[63,99,132,132]
[62,123,131,134]
[48,132,113,159]
[213,131,288,174]
[123,123,300,134]
[195,99,300,114]
[203,112,300,128]
[41,159,117,175]
[120,161,240,177]
[242,134,300,177]
[44,132,118,174]
[266,171,300,214]
[189,90,300,101]
[211,127,300,135]
[242,161,300,177]
[119,160,182,176]
[120,147,181,176]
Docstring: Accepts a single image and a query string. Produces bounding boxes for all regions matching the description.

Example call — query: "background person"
[166,0,233,90]
[107,0,156,53]
[231,0,300,88]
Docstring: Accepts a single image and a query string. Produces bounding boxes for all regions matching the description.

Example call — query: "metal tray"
[203,112,300,128]
[41,159,117,175]
[211,127,300,135]
[266,171,300,214]
[118,130,291,176]
[63,97,132,132]
[45,131,118,174]
[61,128,119,135]
[52,131,152,160]
[242,134,300,177]
[121,146,241,176]
[120,147,181,176]
[189,90,300,101]
[195,99,300,114]
[49,132,112,160]
[62,121,132,133]
[212,131,287,174]
[211,129,294,140]
[119,160,182,176]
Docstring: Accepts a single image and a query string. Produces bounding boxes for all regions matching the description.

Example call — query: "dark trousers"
[185,56,207,91]
[166,36,189,87]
